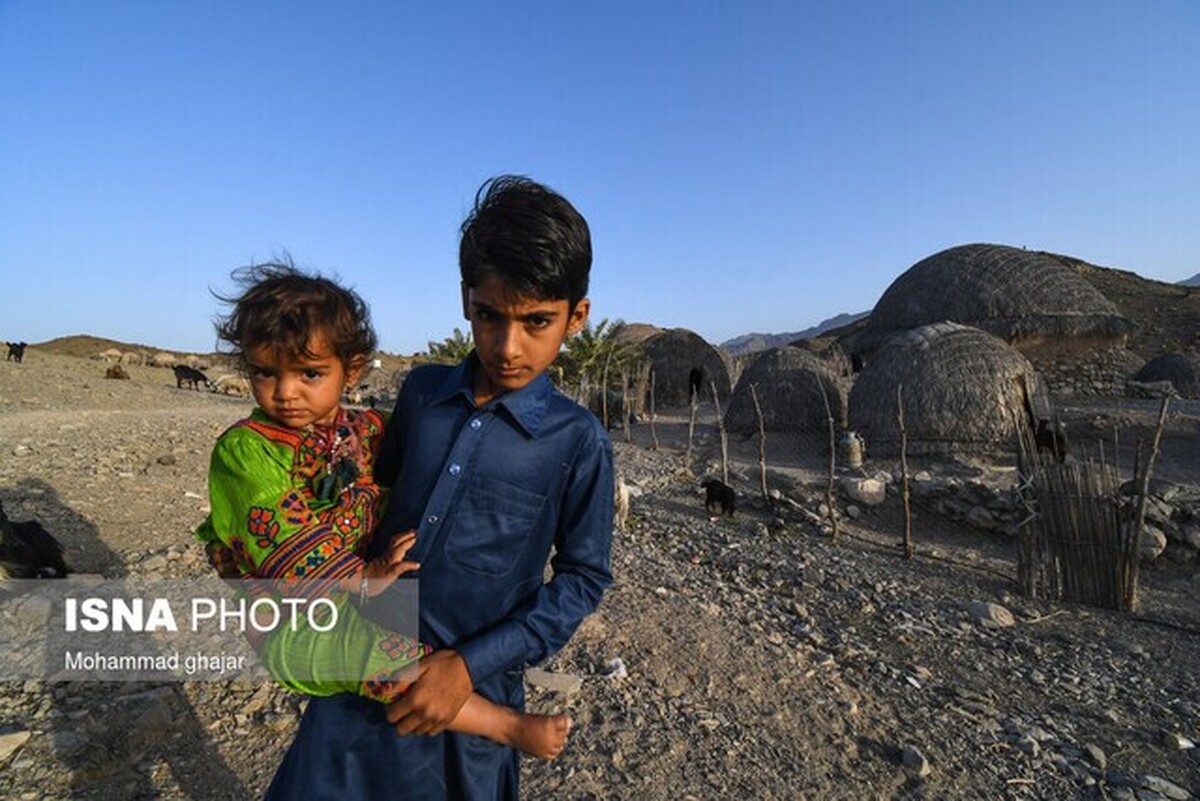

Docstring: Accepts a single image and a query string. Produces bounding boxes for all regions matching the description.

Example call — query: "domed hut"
[1130,352,1200,399]
[725,346,849,436]
[848,323,1045,457]
[622,326,732,408]
[852,244,1134,390]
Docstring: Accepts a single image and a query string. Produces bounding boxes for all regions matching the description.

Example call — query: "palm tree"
[422,328,474,365]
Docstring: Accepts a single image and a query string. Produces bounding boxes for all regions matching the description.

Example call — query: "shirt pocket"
[444,475,547,577]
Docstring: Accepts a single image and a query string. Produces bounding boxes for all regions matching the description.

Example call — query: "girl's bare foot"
[509,713,572,760]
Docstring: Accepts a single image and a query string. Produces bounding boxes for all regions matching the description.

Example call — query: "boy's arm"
[389,429,613,735]
[456,427,615,685]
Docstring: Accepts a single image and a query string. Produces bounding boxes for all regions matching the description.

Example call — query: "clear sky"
[2,1,1197,355]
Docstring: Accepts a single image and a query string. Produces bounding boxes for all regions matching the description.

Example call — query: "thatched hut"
[1131,352,1200,399]
[724,346,848,436]
[622,326,732,408]
[847,322,1044,457]
[855,244,1134,358]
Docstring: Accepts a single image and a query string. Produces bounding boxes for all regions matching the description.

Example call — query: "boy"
[266,176,614,800]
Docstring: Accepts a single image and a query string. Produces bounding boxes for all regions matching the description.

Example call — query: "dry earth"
[1,350,1198,800]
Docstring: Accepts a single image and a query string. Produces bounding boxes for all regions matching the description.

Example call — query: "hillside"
[1043,253,1200,359]
[31,334,416,377]
[32,334,203,360]
[722,311,869,355]
[1180,273,1200,288]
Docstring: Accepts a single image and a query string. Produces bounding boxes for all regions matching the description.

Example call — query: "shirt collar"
[429,353,552,438]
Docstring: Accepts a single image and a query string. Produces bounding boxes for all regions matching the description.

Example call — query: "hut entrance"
[689,367,704,402]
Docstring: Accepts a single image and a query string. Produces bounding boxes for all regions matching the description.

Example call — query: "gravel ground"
[1,351,1197,800]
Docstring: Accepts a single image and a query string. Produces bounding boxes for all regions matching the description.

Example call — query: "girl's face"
[245,334,362,429]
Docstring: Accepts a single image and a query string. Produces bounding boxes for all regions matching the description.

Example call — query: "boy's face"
[245,333,363,428]
[463,274,589,405]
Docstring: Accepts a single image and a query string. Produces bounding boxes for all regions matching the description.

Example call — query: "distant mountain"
[721,311,869,356]
[1180,273,1200,287]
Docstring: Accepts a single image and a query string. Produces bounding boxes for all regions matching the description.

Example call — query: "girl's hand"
[360,531,419,596]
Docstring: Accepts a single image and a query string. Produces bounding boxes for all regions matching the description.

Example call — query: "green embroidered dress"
[196,407,427,702]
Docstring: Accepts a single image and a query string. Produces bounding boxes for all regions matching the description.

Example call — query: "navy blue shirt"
[266,357,614,800]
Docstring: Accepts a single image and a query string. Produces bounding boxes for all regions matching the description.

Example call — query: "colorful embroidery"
[279,491,316,527]
[247,507,280,548]
[378,634,427,663]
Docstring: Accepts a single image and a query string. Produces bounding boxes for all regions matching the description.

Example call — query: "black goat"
[6,341,28,363]
[0,501,70,579]
[173,364,210,390]
[701,478,736,521]
[1035,419,1069,464]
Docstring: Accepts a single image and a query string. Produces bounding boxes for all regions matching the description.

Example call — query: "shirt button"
[426,514,438,525]
[469,418,482,431]
[448,463,462,476]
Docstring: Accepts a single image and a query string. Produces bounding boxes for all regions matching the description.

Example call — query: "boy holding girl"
[265,175,614,799]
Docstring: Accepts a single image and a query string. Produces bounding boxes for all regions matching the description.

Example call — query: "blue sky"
[2,1,1197,355]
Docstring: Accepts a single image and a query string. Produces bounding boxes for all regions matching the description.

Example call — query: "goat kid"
[0,501,71,579]
[6,341,28,363]
[700,478,736,522]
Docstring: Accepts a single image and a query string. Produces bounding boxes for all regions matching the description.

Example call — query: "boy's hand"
[360,531,419,597]
[385,649,472,736]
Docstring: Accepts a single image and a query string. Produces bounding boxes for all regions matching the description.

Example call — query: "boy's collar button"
[448,463,462,476]
[469,419,482,430]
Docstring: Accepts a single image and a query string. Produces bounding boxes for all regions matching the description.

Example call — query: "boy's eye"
[250,366,273,379]
[527,316,551,329]
[475,308,496,321]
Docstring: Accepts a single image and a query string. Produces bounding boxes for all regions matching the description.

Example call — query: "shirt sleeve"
[455,425,615,684]
[205,427,365,595]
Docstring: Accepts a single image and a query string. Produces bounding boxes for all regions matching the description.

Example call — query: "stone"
[1139,524,1167,562]
[966,601,1015,628]
[901,744,931,777]
[0,730,32,762]
[1161,731,1196,750]
[1138,774,1190,800]
[839,477,886,506]
[1083,743,1107,770]
[964,506,996,530]
[525,667,584,696]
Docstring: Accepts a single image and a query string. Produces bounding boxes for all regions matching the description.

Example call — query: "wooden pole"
[621,369,631,443]
[649,370,659,451]
[600,349,613,430]
[712,380,728,485]
[686,384,698,463]
[1126,395,1171,611]
[816,375,839,540]
[898,383,913,559]
[750,383,768,503]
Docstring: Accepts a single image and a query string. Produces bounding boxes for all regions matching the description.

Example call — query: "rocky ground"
[1,350,1198,800]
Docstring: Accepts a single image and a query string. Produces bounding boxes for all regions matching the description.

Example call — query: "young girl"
[195,262,570,759]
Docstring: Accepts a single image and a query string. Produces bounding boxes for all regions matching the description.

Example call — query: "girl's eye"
[250,367,273,379]
[303,369,323,380]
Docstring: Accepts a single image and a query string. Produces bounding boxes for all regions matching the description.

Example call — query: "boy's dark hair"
[459,175,592,308]
[214,260,377,369]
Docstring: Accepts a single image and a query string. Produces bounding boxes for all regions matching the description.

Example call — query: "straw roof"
[1131,352,1200,399]
[724,346,848,435]
[860,244,1134,352]
[847,322,1041,456]
[634,327,732,407]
